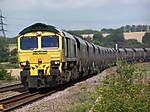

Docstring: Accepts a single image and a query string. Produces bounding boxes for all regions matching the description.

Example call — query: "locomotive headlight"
[54,61,60,64]
[51,60,60,65]
[20,60,30,67]
[20,62,26,66]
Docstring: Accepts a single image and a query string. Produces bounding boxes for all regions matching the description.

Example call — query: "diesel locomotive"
[17,23,150,90]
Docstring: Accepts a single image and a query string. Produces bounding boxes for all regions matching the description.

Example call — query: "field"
[8,44,17,51]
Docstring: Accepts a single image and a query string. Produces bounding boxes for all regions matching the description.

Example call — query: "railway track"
[0,83,24,93]
[0,81,73,112]
[0,90,57,112]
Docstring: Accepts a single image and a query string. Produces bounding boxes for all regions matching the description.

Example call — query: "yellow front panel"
[18,31,64,76]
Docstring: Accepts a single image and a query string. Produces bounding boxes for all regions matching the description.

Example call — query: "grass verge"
[0,69,16,80]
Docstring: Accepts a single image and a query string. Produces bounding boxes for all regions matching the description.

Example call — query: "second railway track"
[0,83,24,93]
[0,82,74,112]
[0,90,57,112]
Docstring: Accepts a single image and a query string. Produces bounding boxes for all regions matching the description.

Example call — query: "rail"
[0,83,24,93]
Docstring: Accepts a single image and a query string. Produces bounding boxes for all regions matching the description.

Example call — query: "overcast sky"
[0,0,150,37]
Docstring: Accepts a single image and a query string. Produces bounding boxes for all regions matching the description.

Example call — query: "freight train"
[17,23,150,90]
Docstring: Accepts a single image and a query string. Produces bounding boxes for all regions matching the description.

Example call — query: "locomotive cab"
[18,23,63,89]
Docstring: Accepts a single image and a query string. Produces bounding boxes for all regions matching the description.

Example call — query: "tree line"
[68,29,150,48]
[102,25,150,33]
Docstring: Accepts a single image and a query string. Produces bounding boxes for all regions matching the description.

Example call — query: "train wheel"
[70,66,79,81]
[83,67,88,76]
[28,88,37,93]
[57,70,69,84]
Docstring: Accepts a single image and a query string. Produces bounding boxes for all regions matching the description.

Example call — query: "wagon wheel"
[22,76,29,89]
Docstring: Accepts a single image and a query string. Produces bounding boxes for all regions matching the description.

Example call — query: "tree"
[92,29,125,47]
[101,28,114,33]
[110,29,124,42]
[142,32,150,47]
[102,29,125,47]
[125,39,144,48]
[0,36,9,62]
[93,33,103,41]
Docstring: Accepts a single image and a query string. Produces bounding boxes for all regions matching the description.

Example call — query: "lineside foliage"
[67,61,150,112]
[0,69,16,80]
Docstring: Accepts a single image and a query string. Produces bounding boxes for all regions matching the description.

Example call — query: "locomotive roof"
[62,31,76,40]
[19,23,60,35]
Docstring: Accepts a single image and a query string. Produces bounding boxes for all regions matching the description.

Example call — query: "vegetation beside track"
[0,37,18,80]
[0,63,18,81]
[0,69,16,80]
[67,61,150,112]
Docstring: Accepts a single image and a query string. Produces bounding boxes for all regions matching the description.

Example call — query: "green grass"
[0,63,18,80]
[66,92,94,112]
[142,63,150,72]
[135,63,150,72]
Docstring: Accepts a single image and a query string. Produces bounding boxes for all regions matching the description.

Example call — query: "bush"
[92,61,150,112]
[0,69,16,80]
